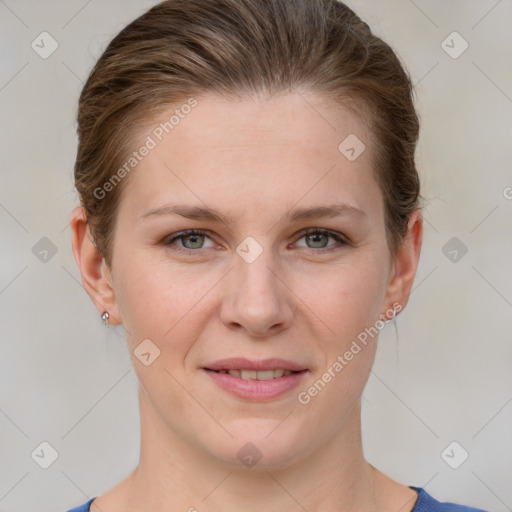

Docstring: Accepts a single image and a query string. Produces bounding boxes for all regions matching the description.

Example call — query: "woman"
[67,0,487,510]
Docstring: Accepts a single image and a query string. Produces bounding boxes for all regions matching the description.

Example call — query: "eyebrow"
[140,202,366,227]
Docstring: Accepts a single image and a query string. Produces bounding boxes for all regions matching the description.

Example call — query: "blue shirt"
[64,486,488,511]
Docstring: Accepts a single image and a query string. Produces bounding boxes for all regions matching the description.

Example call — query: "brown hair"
[74,0,422,268]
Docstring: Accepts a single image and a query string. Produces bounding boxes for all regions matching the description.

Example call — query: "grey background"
[0,1,511,511]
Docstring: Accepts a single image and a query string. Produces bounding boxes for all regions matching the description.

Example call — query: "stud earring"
[101,311,110,327]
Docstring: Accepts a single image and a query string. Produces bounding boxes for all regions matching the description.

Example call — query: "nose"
[219,245,295,338]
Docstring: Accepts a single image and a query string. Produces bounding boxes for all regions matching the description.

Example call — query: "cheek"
[295,264,382,418]
[289,254,387,342]
[296,342,377,442]
[113,253,221,348]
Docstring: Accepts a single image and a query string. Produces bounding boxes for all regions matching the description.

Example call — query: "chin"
[200,417,309,470]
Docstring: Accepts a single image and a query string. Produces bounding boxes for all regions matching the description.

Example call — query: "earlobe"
[383,209,423,313]
[69,206,122,325]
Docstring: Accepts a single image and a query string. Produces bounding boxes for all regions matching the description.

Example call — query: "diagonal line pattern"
[469,205,499,233]
[61,369,132,439]
[471,266,512,308]
[61,0,92,29]
[163,367,234,438]
[396,493,418,512]
[0,62,29,92]
[266,471,310,511]
[422,215,439,234]
[61,265,86,290]
[407,0,439,28]
[0,0,29,28]
[291,86,337,132]
[61,470,90,499]
[0,265,28,295]
[421,471,439,489]
[200,470,233,502]
[471,0,503,29]
[61,61,84,84]
[0,471,29,502]
[411,265,438,294]
[472,396,512,439]
[397,472,440,511]
[0,407,29,439]
[472,61,512,103]
[265,410,293,438]
[471,471,512,511]
[61,471,108,512]
[371,371,439,438]
[0,203,29,233]
[414,62,439,87]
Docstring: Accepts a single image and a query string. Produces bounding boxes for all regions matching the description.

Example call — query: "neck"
[115,390,382,512]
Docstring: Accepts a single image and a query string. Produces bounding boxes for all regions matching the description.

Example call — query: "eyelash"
[163,228,349,254]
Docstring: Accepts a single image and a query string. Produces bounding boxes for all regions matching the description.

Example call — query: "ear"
[383,209,423,317]
[70,206,122,325]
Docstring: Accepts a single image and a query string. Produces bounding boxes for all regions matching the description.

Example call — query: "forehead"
[117,91,383,224]
[158,91,371,158]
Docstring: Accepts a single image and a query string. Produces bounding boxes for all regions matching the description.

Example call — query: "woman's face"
[99,91,417,468]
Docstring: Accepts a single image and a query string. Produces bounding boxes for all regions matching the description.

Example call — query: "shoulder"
[64,497,96,512]
[411,487,489,512]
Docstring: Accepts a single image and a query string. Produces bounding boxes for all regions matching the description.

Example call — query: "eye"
[164,229,215,252]
[163,228,349,254]
[294,228,349,251]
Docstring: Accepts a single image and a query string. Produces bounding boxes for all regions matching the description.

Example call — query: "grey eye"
[180,233,206,249]
[305,232,330,248]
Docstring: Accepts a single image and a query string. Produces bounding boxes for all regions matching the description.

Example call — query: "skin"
[71,91,423,512]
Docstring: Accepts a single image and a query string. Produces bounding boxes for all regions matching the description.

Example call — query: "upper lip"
[203,358,308,372]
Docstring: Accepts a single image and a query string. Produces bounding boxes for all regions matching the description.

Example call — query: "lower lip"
[203,369,308,401]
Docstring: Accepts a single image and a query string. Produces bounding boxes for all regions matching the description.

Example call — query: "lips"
[203,357,307,372]
[203,367,307,401]
[202,357,309,400]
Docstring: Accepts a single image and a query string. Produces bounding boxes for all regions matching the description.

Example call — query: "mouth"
[203,357,308,373]
[205,368,306,380]
[201,357,309,402]
[201,358,309,400]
